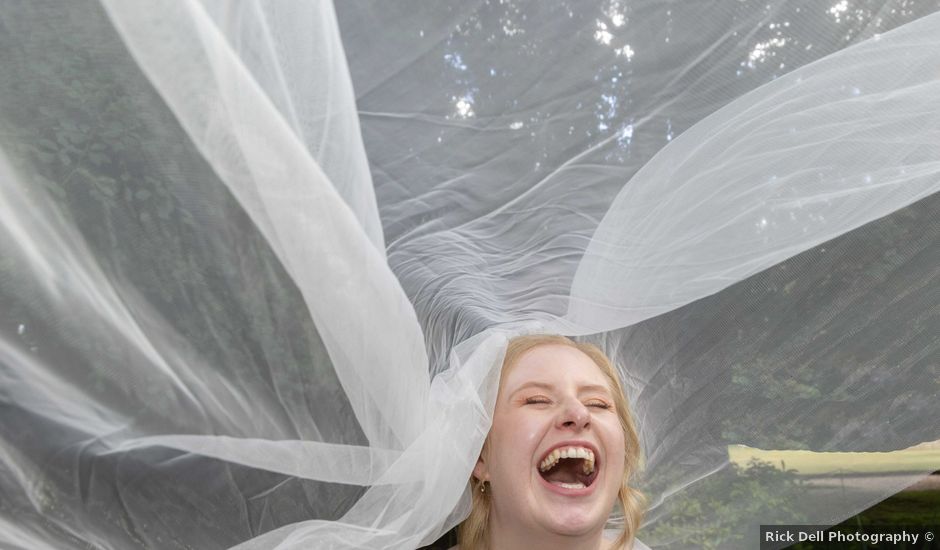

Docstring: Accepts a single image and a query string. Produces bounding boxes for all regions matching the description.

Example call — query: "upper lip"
[537,440,600,466]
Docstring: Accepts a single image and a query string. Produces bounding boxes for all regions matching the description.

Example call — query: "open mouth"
[537,445,599,490]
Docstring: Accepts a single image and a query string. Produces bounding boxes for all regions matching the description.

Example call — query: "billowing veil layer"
[0,1,938,549]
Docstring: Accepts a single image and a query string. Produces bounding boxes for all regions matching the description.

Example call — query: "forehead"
[502,344,611,392]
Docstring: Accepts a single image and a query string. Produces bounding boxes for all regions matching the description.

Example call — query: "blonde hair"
[457,334,645,549]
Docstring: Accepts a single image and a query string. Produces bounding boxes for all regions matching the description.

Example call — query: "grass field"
[728,444,940,475]
[782,491,940,549]
[850,490,940,525]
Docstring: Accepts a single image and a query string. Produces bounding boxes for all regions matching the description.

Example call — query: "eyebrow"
[510,381,613,397]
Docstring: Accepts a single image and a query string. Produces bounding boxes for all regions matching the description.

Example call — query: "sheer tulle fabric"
[0,1,937,549]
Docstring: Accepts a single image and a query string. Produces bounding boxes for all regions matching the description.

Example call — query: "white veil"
[0,1,938,548]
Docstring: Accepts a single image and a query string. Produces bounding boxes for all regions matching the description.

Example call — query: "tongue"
[542,459,586,484]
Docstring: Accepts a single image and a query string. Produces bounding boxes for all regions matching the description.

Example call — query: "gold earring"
[480,481,487,494]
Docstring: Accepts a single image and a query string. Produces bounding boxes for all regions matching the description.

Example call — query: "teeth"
[538,446,596,474]
[582,450,594,475]
[553,481,587,489]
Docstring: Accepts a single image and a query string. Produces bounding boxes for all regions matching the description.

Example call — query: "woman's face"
[475,344,625,539]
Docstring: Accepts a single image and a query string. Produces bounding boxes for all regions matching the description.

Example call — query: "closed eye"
[524,396,551,405]
[587,401,612,409]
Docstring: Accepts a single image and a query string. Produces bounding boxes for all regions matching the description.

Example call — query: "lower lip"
[536,471,599,497]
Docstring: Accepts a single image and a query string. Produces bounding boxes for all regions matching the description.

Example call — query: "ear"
[472,449,489,482]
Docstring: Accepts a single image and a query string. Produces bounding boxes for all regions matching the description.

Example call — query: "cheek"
[488,413,543,473]
[603,421,627,481]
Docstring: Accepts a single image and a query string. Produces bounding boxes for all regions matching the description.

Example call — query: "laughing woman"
[456,335,645,550]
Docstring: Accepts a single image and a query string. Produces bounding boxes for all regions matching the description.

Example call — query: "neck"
[485,514,611,550]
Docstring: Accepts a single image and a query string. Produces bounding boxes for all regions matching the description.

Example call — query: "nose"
[556,398,591,431]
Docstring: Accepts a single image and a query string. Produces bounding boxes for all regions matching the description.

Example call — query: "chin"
[540,503,609,537]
